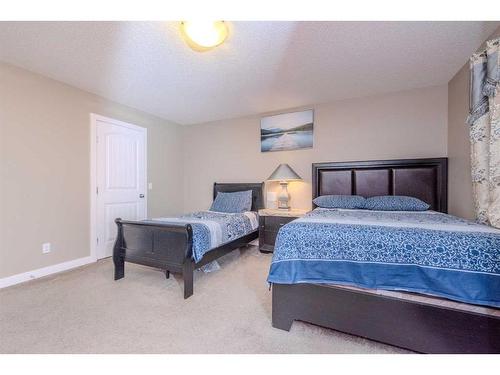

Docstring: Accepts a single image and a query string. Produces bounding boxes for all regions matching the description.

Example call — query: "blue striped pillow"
[365,196,430,211]
[210,190,252,213]
[313,195,366,209]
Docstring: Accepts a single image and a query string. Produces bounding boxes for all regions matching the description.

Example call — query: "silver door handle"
[139,194,145,198]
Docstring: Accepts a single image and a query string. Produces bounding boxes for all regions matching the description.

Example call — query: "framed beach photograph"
[260,109,314,152]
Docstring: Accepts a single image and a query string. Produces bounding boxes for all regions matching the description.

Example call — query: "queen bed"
[113,182,263,299]
[268,158,500,353]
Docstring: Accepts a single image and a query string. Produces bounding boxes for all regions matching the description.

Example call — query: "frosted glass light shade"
[180,21,228,52]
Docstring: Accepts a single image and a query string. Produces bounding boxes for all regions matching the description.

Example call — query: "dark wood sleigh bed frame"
[271,158,500,353]
[113,182,264,299]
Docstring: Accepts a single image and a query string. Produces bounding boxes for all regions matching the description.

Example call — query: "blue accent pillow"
[313,195,366,209]
[210,190,252,213]
[365,196,430,211]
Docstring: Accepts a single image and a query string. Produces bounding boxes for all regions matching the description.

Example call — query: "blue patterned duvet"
[268,208,500,307]
[154,211,258,262]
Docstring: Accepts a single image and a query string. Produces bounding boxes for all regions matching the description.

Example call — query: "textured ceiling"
[0,21,498,125]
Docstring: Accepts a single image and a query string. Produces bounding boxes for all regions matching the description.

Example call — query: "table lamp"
[267,164,302,210]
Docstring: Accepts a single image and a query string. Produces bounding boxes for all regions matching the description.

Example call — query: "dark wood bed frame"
[271,158,500,353]
[113,182,264,299]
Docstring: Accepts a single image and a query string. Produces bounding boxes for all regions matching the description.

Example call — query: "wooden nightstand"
[258,209,308,253]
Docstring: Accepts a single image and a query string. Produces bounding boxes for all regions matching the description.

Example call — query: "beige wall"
[7,26,500,280]
[182,85,448,212]
[447,25,500,219]
[0,62,184,278]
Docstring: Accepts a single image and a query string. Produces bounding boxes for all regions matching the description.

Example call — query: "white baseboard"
[0,256,96,289]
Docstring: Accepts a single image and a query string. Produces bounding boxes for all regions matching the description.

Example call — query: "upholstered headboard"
[312,158,448,212]
[213,182,264,211]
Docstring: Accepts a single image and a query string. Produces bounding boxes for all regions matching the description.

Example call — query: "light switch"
[42,243,51,254]
[266,191,278,209]
[148,182,153,190]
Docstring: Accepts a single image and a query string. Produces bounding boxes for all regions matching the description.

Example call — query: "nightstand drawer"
[261,229,278,247]
[263,216,296,232]
[259,214,303,253]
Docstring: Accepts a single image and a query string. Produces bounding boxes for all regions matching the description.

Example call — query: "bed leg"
[113,219,125,280]
[272,314,294,331]
[183,262,194,299]
[114,256,125,280]
[165,270,170,279]
[272,284,294,331]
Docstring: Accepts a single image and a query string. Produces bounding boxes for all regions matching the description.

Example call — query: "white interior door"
[95,116,147,259]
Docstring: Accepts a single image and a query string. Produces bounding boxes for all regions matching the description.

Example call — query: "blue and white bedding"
[267,208,500,307]
[154,211,258,262]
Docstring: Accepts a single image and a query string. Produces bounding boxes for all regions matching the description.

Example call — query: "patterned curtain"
[467,38,500,228]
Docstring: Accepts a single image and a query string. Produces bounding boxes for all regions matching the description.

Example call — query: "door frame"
[90,113,148,261]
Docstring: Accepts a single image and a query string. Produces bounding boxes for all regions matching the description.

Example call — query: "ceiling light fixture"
[180,21,228,52]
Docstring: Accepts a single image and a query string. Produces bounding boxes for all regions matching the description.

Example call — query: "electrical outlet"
[42,242,51,254]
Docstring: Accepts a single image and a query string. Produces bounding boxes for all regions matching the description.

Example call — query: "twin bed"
[269,158,500,353]
[113,183,263,299]
[112,158,500,353]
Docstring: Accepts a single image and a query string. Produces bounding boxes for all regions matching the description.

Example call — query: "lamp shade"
[267,164,302,181]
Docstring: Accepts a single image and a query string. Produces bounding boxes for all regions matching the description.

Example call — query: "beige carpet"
[0,246,410,354]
